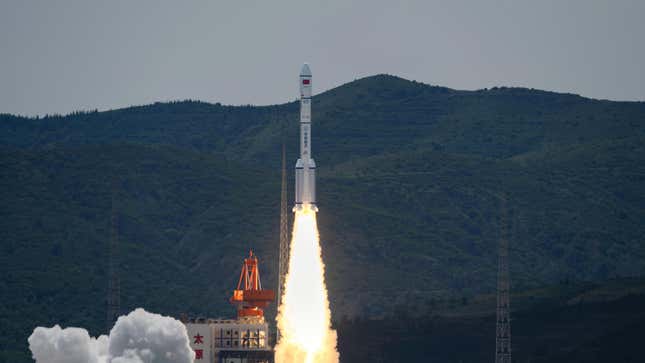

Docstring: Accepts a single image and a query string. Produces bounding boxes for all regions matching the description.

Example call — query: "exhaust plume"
[275,209,338,363]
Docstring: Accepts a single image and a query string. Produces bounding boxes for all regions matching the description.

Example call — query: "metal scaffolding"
[107,178,121,332]
[277,143,290,339]
[495,195,512,363]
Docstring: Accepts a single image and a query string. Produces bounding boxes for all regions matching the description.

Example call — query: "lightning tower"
[277,142,289,339]
[495,195,512,363]
[107,179,120,332]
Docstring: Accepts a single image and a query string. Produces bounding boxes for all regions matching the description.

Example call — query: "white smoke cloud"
[28,308,194,363]
[28,325,108,363]
[108,308,194,363]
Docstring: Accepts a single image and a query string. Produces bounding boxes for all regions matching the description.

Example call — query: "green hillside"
[337,277,645,363]
[1,75,645,361]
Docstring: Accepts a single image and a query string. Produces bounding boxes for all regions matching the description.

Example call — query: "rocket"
[293,63,318,212]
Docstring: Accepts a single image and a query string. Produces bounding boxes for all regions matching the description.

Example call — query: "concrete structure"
[186,317,273,363]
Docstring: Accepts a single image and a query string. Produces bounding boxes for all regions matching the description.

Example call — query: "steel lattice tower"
[277,143,290,339]
[495,195,512,363]
[107,179,120,332]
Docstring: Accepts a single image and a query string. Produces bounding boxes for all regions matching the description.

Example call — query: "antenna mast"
[277,142,290,338]
[495,195,512,363]
[107,179,121,332]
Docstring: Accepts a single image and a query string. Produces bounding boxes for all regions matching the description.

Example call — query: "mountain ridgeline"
[2,75,645,361]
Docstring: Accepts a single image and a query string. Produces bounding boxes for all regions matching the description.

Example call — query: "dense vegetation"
[1,75,644,361]
[337,278,645,363]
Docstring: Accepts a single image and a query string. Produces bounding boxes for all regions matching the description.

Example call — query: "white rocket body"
[294,63,317,212]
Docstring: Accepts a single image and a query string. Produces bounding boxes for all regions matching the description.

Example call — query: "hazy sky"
[1,0,644,116]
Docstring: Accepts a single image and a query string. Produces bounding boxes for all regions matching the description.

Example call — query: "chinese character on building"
[194,334,204,345]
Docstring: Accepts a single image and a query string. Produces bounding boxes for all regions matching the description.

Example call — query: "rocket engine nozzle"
[292,203,319,213]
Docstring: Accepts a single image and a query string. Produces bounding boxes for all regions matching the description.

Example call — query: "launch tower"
[230,251,275,318]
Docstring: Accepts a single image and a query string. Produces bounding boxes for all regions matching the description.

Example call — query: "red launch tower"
[230,251,275,318]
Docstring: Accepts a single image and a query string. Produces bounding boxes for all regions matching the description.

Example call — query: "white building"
[185,316,273,363]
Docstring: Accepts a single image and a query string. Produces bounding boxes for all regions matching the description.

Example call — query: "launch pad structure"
[185,251,275,363]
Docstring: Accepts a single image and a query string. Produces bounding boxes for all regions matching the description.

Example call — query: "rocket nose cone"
[300,63,312,77]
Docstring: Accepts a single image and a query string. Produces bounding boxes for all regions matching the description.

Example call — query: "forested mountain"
[2,75,645,362]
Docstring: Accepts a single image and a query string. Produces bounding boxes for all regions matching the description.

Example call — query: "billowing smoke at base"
[28,308,194,363]
[275,209,339,363]
[28,326,108,363]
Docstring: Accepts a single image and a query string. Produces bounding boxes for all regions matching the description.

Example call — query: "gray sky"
[1,0,644,116]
